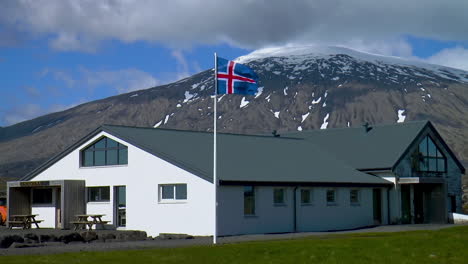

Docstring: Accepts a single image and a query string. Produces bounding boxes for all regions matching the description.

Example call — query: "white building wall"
[218,185,383,236]
[29,132,214,237]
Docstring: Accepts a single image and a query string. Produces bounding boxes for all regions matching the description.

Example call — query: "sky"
[1,0,467,127]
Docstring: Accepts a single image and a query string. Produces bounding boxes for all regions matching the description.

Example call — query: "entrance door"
[373,189,382,225]
[55,188,62,228]
[400,185,411,224]
[114,186,126,227]
[413,185,424,224]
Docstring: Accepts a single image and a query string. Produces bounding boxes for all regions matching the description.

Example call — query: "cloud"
[80,68,159,94]
[171,50,190,80]
[23,86,41,97]
[1,0,467,52]
[425,46,468,71]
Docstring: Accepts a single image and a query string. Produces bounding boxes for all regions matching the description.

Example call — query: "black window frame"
[300,189,312,205]
[87,186,111,202]
[273,188,286,205]
[350,189,360,205]
[326,189,337,205]
[81,137,128,167]
[416,135,447,173]
[244,186,256,216]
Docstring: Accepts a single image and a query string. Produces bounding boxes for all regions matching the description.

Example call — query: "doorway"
[114,186,126,227]
[373,189,382,225]
[55,188,62,228]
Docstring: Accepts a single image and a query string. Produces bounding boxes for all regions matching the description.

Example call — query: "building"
[6,121,465,237]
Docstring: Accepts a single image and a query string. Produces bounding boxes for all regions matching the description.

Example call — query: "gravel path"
[0,224,458,256]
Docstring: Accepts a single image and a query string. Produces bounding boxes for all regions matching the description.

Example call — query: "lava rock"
[0,235,25,248]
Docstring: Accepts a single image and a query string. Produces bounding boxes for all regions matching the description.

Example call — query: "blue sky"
[1,0,467,127]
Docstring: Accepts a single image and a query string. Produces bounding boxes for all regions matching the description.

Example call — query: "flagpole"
[213,52,218,245]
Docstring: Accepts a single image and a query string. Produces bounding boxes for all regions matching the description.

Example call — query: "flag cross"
[217,61,256,94]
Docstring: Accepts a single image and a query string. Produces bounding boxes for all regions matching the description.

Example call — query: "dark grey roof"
[22,125,391,186]
[102,125,390,186]
[284,121,465,173]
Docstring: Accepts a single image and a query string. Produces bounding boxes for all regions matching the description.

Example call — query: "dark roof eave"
[219,180,393,187]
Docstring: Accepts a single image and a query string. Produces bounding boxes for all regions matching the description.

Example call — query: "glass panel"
[273,189,284,204]
[119,148,128,164]
[83,151,94,166]
[419,159,428,172]
[175,184,187,200]
[117,186,126,207]
[326,190,335,203]
[244,186,255,215]
[94,138,106,149]
[88,187,110,202]
[428,137,437,157]
[107,138,118,148]
[32,188,53,204]
[301,189,310,204]
[106,149,118,165]
[161,185,174,199]
[428,158,437,171]
[419,137,428,156]
[437,158,446,172]
[95,150,106,166]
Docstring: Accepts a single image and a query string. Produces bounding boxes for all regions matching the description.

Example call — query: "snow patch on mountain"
[397,109,406,123]
[320,113,330,129]
[240,97,249,108]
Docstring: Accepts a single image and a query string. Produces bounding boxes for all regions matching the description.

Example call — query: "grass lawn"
[2,225,468,264]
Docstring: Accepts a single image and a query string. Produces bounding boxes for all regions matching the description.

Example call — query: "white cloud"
[425,46,468,71]
[80,68,159,94]
[2,1,467,52]
[171,50,190,80]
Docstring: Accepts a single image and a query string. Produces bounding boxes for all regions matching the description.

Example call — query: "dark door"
[414,186,424,224]
[114,186,126,227]
[401,185,411,224]
[373,189,382,225]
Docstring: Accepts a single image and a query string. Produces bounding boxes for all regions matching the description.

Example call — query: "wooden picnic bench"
[8,214,43,229]
[71,214,109,230]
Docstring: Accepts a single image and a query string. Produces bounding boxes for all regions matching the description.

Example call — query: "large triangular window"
[415,136,446,172]
[81,137,128,167]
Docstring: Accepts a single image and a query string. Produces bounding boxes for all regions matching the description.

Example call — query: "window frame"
[326,189,337,206]
[244,186,256,216]
[87,186,111,203]
[416,135,447,173]
[158,184,188,203]
[300,188,313,206]
[80,136,128,168]
[350,189,360,206]
[273,188,286,206]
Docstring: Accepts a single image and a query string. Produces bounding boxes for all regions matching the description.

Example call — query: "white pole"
[213,52,218,244]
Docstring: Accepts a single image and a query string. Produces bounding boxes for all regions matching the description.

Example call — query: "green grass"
[3,226,468,264]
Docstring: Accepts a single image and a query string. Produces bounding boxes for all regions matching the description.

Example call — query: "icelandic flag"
[217,57,258,95]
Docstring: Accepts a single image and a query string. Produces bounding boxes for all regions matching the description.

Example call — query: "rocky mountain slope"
[0,46,467,192]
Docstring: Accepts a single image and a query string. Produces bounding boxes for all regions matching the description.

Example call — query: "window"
[350,189,360,205]
[32,188,53,204]
[273,188,286,205]
[415,136,446,172]
[159,184,187,202]
[326,189,336,205]
[81,137,128,167]
[301,189,312,205]
[244,186,255,215]
[88,186,110,202]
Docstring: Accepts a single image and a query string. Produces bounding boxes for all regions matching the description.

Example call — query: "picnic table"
[71,214,109,230]
[9,214,43,229]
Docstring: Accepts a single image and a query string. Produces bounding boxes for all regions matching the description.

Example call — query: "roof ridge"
[102,124,303,140]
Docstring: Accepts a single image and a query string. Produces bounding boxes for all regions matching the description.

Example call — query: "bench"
[71,221,110,230]
[8,220,43,229]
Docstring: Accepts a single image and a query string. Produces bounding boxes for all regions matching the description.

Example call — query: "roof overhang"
[219,180,393,187]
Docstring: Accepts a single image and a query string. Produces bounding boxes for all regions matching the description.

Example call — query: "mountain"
[0,45,467,194]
